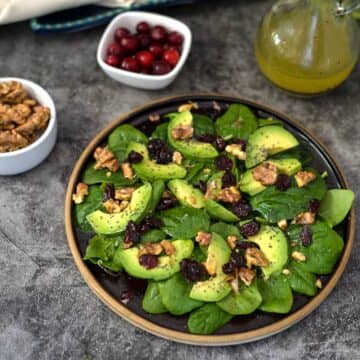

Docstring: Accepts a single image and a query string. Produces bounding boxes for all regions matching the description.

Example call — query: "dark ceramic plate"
[65,94,355,345]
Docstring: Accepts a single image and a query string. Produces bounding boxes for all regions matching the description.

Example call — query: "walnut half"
[72,182,89,204]
[252,162,278,186]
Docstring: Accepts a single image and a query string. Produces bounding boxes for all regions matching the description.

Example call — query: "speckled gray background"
[0,0,359,359]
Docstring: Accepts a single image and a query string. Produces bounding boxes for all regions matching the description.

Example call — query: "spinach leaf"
[83,234,123,271]
[158,273,203,315]
[217,279,262,315]
[82,162,136,186]
[287,221,344,274]
[159,206,210,239]
[108,124,148,162]
[187,303,233,334]
[319,189,354,227]
[287,262,317,296]
[270,146,312,166]
[142,281,168,314]
[150,122,169,142]
[250,171,326,222]
[210,222,241,239]
[258,117,283,127]
[185,162,206,183]
[188,162,216,185]
[258,274,293,314]
[215,104,258,140]
[193,114,215,136]
[73,185,103,232]
[141,229,167,243]
[146,180,165,214]
[191,245,208,262]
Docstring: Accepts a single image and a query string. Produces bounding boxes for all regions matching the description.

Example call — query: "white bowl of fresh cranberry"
[97,11,192,90]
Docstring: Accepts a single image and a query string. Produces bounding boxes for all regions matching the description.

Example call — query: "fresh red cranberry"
[151,25,167,42]
[168,31,183,45]
[163,49,180,66]
[121,57,140,73]
[136,50,155,68]
[120,35,139,53]
[136,21,151,34]
[114,27,130,42]
[152,60,172,75]
[149,43,164,58]
[107,42,125,57]
[105,54,120,67]
[141,68,152,75]
[163,43,180,51]
[137,33,151,48]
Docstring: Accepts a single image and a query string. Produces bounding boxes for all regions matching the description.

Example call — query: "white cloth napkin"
[0,0,148,25]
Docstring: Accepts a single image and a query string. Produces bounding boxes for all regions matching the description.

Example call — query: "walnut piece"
[171,124,194,140]
[0,81,27,104]
[138,243,163,257]
[212,101,221,111]
[293,211,316,225]
[148,113,160,122]
[227,235,238,249]
[160,240,176,255]
[252,162,278,185]
[72,182,89,204]
[16,106,50,137]
[121,162,134,179]
[282,268,291,276]
[239,267,256,286]
[295,171,316,187]
[245,247,270,268]
[114,187,136,201]
[172,151,183,165]
[292,251,306,262]
[217,186,241,203]
[315,279,322,289]
[228,268,239,294]
[203,255,217,276]
[103,199,129,213]
[195,231,212,246]
[225,144,246,160]
[0,130,29,152]
[178,102,198,112]
[277,219,288,230]
[94,146,120,173]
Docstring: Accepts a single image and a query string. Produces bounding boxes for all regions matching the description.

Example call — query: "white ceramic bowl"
[0,77,57,175]
[97,11,192,90]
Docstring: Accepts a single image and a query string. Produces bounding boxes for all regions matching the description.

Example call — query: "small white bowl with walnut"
[0,78,57,175]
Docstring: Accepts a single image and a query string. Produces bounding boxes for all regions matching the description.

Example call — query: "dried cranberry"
[215,155,233,171]
[222,251,245,274]
[232,200,252,219]
[103,184,115,201]
[196,133,216,143]
[139,254,159,269]
[156,197,177,211]
[235,240,260,249]
[180,259,205,282]
[120,289,135,304]
[300,225,312,247]
[198,180,207,194]
[221,170,236,188]
[139,216,163,233]
[147,138,172,164]
[138,121,157,136]
[240,220,261,237]
[124,221,141,245]
[127,150,143,163]
[276,174,291,191]
[231,138,247,150]
[214,136,226,151]
[222,262,235,274]
[308,199,320,214]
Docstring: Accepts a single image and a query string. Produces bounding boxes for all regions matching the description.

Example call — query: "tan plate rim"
[64,94,355,346]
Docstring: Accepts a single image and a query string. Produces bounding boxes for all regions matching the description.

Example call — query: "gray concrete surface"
[0,0,359,359]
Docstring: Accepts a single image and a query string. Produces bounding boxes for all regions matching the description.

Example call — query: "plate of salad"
[65,94,355,345]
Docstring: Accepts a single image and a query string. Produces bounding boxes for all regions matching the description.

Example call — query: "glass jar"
[255,0,360,96]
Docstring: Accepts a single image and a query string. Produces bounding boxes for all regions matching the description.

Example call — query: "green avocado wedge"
[118,239,194,280]
[168,179,205,208]
[168,111,218,159]
[126,142,187,181]
[86,183,152,234]
[205,199,239,222]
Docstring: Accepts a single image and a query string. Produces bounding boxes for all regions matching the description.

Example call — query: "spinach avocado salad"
[72,102,354,335]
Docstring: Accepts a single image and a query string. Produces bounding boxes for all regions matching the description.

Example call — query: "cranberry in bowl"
[97,11,192,90]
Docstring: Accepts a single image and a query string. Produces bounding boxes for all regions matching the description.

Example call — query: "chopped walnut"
[120,162,134,179]
[148,113,160,122]
[103,199,129,213]
[277,219,288,230]
[0,81,27,104]
[295,171,316,188]
[195,231,212,246]
[203,255,217,276]
[245,247,270,268]
[161,190,172,199]
[293,211,316,225]
[282,268,291,276]
[178,102,198,112]
[172,151,183,165]
[203,167,211,174]
[228,268,239,294]
[204,180,218,200]
[239,267,256,286]
[171,124,194,140]
[123,241,133,249]
[114,187,136,201]
[225,144,246,160]
[212,101,221,111]
[0,130,29,152]
[217,186,241,203]
[227,235,238,249]
[252,162,278,185]
[160,240,176,255]
[138,243,163,257]
[72,182,89,204]
[292,251,306,262]
[94,146,120,173]
[16,106,50,137]
[315,279,322,289]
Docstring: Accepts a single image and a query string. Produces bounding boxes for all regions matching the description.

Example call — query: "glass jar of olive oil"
[255,0,360,96]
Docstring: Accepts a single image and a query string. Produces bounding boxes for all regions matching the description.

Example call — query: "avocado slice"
[86,183,152,234]
[118,239,194,280]
[245,126,299,168]
[168,111,218,159]
[240,158,302,196]
[205,199,239,222]
[168,179,205,208]
[189,233,231,302]
[126,142,187,181]
[246,225,288,279]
